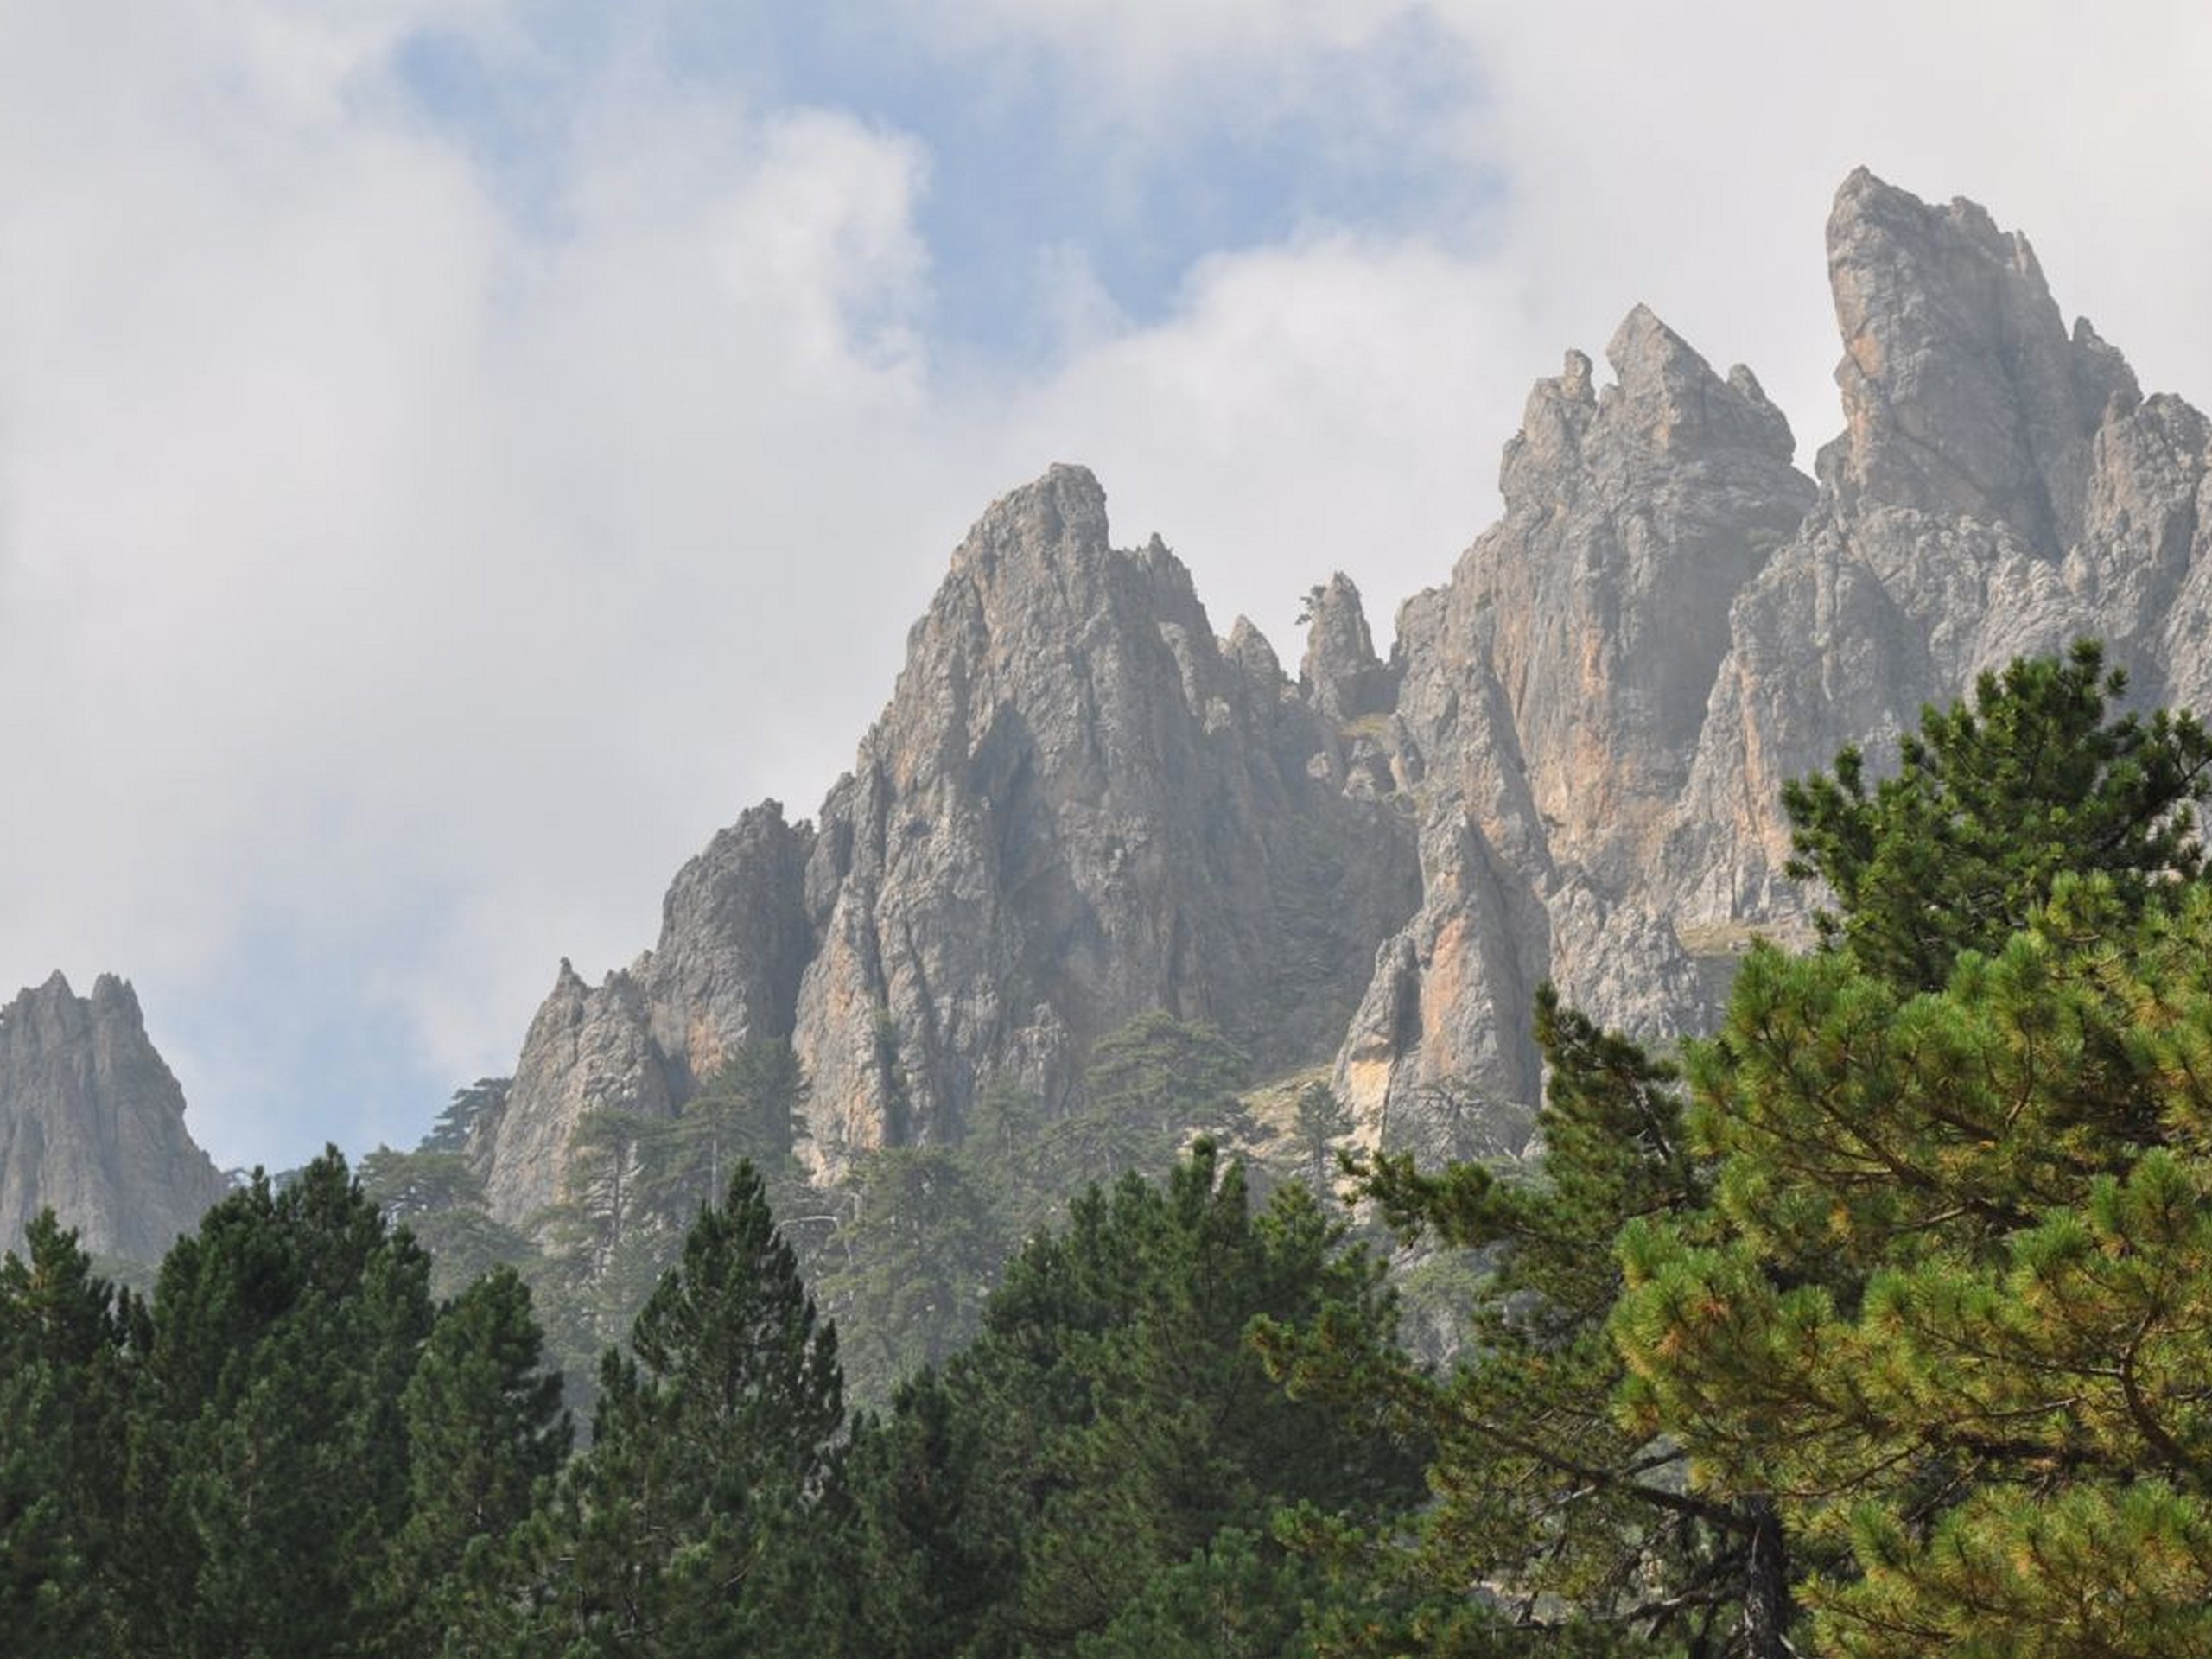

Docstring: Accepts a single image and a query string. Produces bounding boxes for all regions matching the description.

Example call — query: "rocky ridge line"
[472,168,2212,1211]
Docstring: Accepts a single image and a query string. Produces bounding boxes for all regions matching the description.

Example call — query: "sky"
[3,2,2209,1173]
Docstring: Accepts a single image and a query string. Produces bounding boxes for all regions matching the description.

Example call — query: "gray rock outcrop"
[787,468,1418,1154]
[1332,305,1815,1152]
[0,972,229,1261]
[477,469,1421,1220]
[1670,168,2201,928]
[476,803,815,1224]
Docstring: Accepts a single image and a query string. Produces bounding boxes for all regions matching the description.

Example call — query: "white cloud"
[0,3,967,1166]
[1446,1,2212,440]
[995,234,1535,651]
[893,0,1426,91]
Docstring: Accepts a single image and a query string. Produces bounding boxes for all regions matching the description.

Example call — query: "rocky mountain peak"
[456,169,2212,1229]
[1603,303,1798,461]
[1459,304,1815,871]
[1300,573,1395,722]
[0,971,228,1260]
[1821,166,2141,551]
[784,465,1419,1158]
[1327,297,1817,1156]
[944,462,1114,601]
[1668,169,2203,940]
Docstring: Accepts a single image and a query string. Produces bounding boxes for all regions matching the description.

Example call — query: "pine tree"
[0,1211,141,1658]
[1781,639,2212,992]
[1606,647,2212,1656]
[1613,880,2212,1658]
[123,1150,437,1659]
[658,1041,810,1217]
[816,1145,1005,1403]
[360,1141,539,1301]
[838,1141,1421,1658]
[502,1161,843,1656]
[379,1265,569,1658]
[1276,988,1773,1657]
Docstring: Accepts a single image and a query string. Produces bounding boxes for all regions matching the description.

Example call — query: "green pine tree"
[500,1161,843,1656]
[836,1141,1421,1658]
[0,1211,143,1658]
[124,1149,438,1659]
[1275,988,1773,1658]
[1605,646,2212,1656]
[379,1264,569,1658]
[1781,638,2212,991]
[815,1145,1006,1404]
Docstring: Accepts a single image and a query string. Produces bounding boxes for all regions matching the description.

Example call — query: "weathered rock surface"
[789,467,1420,1156]
[478,468,1420,1219]
[1670,169,2201,930]
[476,803,814,1224]
[1333,305,1815,1149]
[1337,169,2212,1154]
[0,972,228,1260]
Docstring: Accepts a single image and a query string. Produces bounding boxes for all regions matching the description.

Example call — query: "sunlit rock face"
[477,169,2212,1209]
[0,971,228,1260]
[785,465,1419,1159]
[1671,168,2200,931]
[477,465,1420,1217]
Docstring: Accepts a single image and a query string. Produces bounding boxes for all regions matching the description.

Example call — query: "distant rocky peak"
[1501,350,1598,508]
[1300,574,1395,722]
[0,971,227,1261]
[1602,303,1799,461]
[1223,615,1287,692]
[1821,166,2141,550]
[1502,308,1798,517]
[946,461,1111,587]
[4,969,147,1069]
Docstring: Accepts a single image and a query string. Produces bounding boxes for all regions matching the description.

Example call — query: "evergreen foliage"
[360,1142,538,1301]
[496,1160,843,1656]
[1781,639,2212,991]
[832,1140,1424,1657]
[381,1264,569,1657]
[1614,879,2212,1656]
[127,1151,440,1658]
[1276,989,1770,1657]
[650,1041,812,1222]
[0,1211,140,1657]
[1605,645,2212,1656]
[816,1145,1006,1402]
[23,645,2212,1656]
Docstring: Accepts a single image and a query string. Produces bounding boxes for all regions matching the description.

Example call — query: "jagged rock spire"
[0,971,228,1259]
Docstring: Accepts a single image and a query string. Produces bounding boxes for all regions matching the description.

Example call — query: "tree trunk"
[1738,1496,1795,1659]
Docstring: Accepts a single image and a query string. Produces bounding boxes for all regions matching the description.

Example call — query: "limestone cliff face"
[789,466,1417,1154]
[1672,168,2202,929]
[479,468,1418,1219]
[1336,168,2212,1155]
[1332,308,1814,1152]
[478,803,813,1224]
[0,972,228,1261]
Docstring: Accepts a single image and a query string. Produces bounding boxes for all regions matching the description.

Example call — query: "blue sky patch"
[388,3,1499,368]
